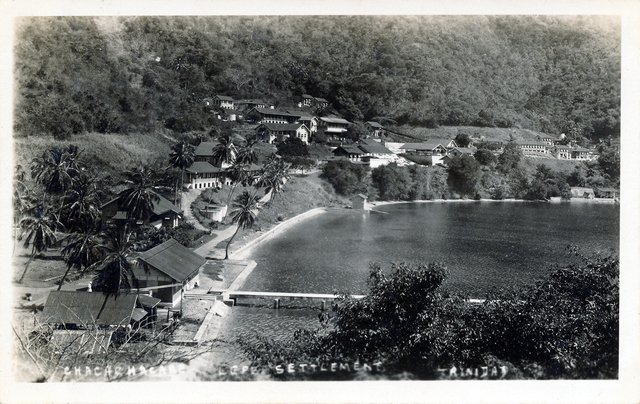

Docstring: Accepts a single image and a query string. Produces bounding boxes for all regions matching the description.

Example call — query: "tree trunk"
[57,265,74,291]
[179,169,185,208]
[19,249,36,283]
[223,184,237,222]
[224,225,242,260]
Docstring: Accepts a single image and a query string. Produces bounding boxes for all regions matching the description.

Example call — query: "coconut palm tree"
[120,167,161,224]
[222,162,252,222]
[30,146,81,196]
[224,191,260,260]
[59,229,108,290]
[18,204,63,283]
[168,140,195,207]
[91,231,136,296]
[236,137,259,165]
[212,133,237,168]
[62,174,102,232]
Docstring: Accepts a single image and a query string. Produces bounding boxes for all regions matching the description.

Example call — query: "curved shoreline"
[231,207,329,261]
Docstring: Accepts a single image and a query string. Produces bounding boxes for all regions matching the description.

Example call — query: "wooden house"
[212,95,235,110]
[247,107,301,124]
[133,239,205,308]
[255,122,311,144]
[101,191,182,229]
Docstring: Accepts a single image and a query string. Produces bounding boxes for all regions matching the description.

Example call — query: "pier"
[203,289,365,310]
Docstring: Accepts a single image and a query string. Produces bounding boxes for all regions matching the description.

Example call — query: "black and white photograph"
[1,1,639,403]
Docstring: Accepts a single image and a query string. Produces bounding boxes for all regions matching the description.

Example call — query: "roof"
[186,161,224,174]
[334,145,364,155]
[453,147,475,154]
[572,146,591,152]
[136,294,162,308]
[235,99,265,105]
[194,141,219,156]
[401,142,447,151]
[43,291,140,326]
[356,194,367,199]
[302,94,314,99]
[252,107,301,118]
[137,238,205,282]
[257,122,307,132]
[214,95,234,101]
[555,145,571,150]
[366,121,384,128]
[102,190,181,217]
[357,140,393,155]
[515,140,548,146]
[320,117,351,125]
[149,191,182,216]
[571,187,595,193]
[315,97,329,103]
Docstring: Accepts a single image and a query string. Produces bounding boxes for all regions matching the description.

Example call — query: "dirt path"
[181,188,208,231]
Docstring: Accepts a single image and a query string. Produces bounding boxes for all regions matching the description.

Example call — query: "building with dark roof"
[365,121,386,138]
[42,291,146,328]
[101,190,182,229]
[212,95,235,109]
[186,161,229,190]
[247,107,301,124]
[255,122,310,144]
[134,238,205,307]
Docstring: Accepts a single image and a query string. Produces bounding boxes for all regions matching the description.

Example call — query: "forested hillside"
[14,16,619,141]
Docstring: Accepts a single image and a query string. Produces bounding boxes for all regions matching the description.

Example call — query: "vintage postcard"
[1,0,639,403]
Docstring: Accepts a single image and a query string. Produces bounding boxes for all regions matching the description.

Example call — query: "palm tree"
[224,191,260,260]
[252,155,290,203]
[120,167,161,224]
[18,204,63,283]
[168,140,195,207]
[60,229,107,290]
[222,162,252,222]
[30,146,81,195]
[91,231,136,296]
[212,133,237,168]
[62,174,102,232]
[236,137,259,165]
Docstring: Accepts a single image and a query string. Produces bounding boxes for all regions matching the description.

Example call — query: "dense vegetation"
[15,16,619,142]
[239,251,619,380]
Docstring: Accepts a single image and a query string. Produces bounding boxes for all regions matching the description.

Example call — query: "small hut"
[352,194,368,210]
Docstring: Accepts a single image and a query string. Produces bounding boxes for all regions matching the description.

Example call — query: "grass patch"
[388,125,552,144]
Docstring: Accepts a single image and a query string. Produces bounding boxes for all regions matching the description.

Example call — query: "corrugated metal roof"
[137,238,205,282]
[43,291,139,326]
[320,117,351,125]
[186,161,224,174]
[257,123,306,131]
[149,191,182,216]
[401,142,445,150]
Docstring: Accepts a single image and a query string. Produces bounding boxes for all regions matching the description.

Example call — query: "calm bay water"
[213,202,619,364]
[243,202,619,295]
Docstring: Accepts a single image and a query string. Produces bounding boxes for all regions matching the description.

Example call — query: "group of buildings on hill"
[205,93,387,145]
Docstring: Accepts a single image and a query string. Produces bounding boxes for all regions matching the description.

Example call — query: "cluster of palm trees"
[15,146,165,292]
[15,132,292,290]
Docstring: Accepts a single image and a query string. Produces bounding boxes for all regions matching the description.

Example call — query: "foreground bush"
[238,250,618,380]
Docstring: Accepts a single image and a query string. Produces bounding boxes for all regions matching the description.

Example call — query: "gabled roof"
[302,94,314,99]
[137,238,205,283]
[515,140,548,146]
[256,122,307,132]
[320,117,351,125]
[252,107,301,118]
[236,99,266,105]
[334,145,364,155]
[194,141,219,157]
[357,139,393,155]
[572,146,591,152]
[401,142,447,151]
[186,161,224,174]
[43,291,140,326]
[102,190,181,216]
[366,121,384,129]
[214,95,234,101]
[452,147,475,154]
[315,97,329,103]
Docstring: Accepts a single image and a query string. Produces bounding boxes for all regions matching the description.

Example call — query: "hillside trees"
[14,16,620,141]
